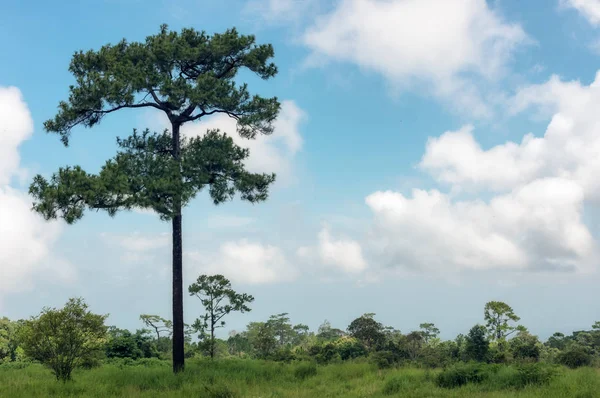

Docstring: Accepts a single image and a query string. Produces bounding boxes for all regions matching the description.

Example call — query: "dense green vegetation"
[1,359,600,397]
[2,273,600,396]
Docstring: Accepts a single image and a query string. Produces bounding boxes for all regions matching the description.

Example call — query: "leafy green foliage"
[189,275,254,359]
[464,325,489,362]
[484,301,521,342]
[347,313,385,352]
[419,323,440,344]
[557,346,593,368]
[35,25,281,373]
[105,328,159,360]
[17,298,108,381]
[139,315,172,340]
[0,317,24,363]
[44,24,279,145]
[30,129,275,222]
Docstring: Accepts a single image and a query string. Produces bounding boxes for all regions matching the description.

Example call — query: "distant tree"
[188,274,253,359]
[31,24,279,373]
[291,324,311,348]
[267,313,294,347]
[0,317,24,363]
[464,325,489,362]
[557,345,593,368]
[509,330,541,362]
[247,322,277,359]
[139,315,172,340]
[18,298,108,381]
[317,320,345,341]
[546,332,568,350]
[484,301,521,342]
[404,331,425,360]
[419,323,440,344]
[105,327,158,359]
[227,331,252,357]
[347,313,385,351]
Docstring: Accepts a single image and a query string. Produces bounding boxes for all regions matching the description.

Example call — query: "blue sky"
[2,0,600,340]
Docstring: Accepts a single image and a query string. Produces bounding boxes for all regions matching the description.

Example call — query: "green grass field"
[1,360,599,398]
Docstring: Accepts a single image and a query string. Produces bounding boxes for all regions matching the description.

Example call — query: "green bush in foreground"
[0,359,599,397]
[436,362,559,390]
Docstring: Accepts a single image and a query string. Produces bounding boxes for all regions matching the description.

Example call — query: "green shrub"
[293,362,317,380]
[436,362,491,388]
[512,363,557,388]
[370,351,395,369]
[558,346,593,369]
[382,377,404,395]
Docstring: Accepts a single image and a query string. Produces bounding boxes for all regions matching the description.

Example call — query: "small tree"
[484,301,521,342]
[347,313,386,352]
[317,320,345,341]
[140,314,172,340]
[267,313,294,347]
[464,324,489,362]
[18,298,107,381]
[419,322,440,344]
[30,24,279,373]
[0,317,24,363]
[188,274,253,359]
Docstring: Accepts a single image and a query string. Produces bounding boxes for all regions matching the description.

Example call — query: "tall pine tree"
[29,24,280,373]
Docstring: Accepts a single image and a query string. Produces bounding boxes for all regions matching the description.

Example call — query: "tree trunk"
[172,122,185,373]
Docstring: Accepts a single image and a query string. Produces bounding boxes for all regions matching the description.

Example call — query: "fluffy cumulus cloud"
[302,0,528,116]
[297,226,367,274]
[422,72,600,202]
[146,100,305,185]
[561,0,600,25]
[360,72,600,275]
[365,180,594,273]
[0,87,73,299]
[186,240,298,285]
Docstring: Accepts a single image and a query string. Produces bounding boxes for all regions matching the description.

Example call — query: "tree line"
[1,274,599,381]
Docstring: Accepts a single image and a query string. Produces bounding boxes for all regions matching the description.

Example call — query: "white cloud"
[422,72,600,203]
[365,180,595,273]
[186,240,298,284]
[360,71,600,275]
[0,87,34,185]
[298,226,368,274]
[302,0,529,117]
[146,100,305,184]
[561,0,600,25]
[0,87,73,300]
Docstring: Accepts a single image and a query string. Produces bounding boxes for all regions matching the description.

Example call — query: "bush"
[512,363,557,388]
[558,346,593,369]
[270,348,296,363]
[436,362,492,388]
[294,362,317,380]
[17,298,108,382]
[370,351,395,369]
[382,377,404,395]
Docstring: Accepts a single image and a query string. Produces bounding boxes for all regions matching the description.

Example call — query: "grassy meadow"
[1,359,599,398]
